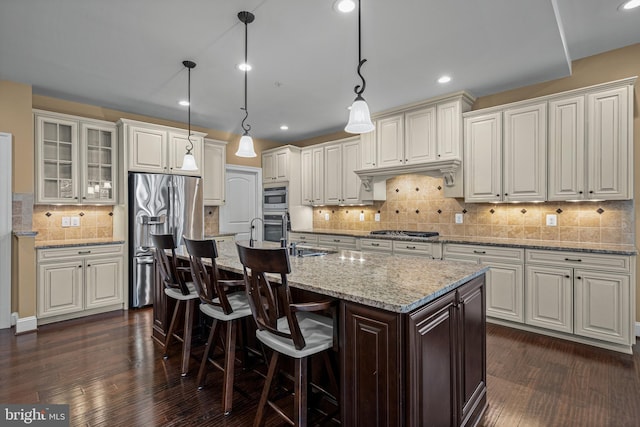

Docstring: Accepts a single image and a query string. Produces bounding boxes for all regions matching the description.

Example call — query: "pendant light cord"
[241,17,251,135]
[354,0,367,98]
[187,64,192,153]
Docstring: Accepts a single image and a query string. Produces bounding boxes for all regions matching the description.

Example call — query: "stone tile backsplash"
[204,206,219,236]
[33,205,114,242]
[312,175,634,245]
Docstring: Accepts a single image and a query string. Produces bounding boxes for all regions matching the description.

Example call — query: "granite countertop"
[292,229,637,255]
[35,238,125,249]
[174,240,488,314]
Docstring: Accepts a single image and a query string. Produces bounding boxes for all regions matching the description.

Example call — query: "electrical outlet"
[546,214,557,226]
[71,216,80,227]
[455,213,464,224]
[374,213,381,222]
[359,213,365,221]
[61,217,70,227]
[324,213,330,221]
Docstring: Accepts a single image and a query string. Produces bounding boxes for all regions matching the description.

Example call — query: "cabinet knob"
[78,265,82,268]
[576,276,582,280]
[405,159,408,162]
[496,194,500,197]
[589,190,594,194]
[373,163,376,166]
[504,193,509,196]
[87,264,91,267]
[578,191,583,194]
[564,275,570,278]
[437,154,441,157]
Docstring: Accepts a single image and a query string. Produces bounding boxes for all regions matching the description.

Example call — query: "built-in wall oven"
[263,186,287,210]
[263,185,289,242]
[263,211,286,243]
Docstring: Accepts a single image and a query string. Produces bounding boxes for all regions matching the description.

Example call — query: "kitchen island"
[158,240,488,427]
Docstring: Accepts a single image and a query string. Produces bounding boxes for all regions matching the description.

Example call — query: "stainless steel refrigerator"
[128,172,203,307]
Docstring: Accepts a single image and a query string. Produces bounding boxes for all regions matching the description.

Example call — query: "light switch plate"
[359,213,365,221]
[374,213,380,222]
[61,217,70,227]
[455,213,464,224]
[324,213,330,221]
[71,216,80,227]
[546,214,557,226]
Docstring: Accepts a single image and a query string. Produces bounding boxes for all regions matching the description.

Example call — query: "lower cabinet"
[37,244,124,323]
[342,275,486,427]
[317,234,358,250]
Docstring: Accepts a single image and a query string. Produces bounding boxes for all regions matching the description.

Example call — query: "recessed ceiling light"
[620,0,640,9]
[280,125,289,130]
[438,75,452,84]
[178,100,189,106]
[238,63,252,71]
[334,0,355,13]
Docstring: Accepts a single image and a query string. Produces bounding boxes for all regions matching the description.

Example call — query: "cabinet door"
[169,133,203,176]
[341,139,362,204]
[377,114,404,167]
[484,261,524,323]
[360,126,377,169]
[464,113,502,202]
[262,152,276,182]
[574,269,631,345]
[300,149,313,205]
[407,290,457,427]
[548,96,586,201]
[85,256,123,309]
[274,149,290,181]
[343,302,402,427]
[324,144,342,204]
[35,115,79,203]
[457,276,487,427]
[38,260,84,318]
[81,122,117,204]
[128,125,167,173]
[311,147,324,204]
[525,265,573,333]
[437,100,462,160]
[587,86,630,200]
[503,103,547,201]
[203,140,226,205]
[405,106,436,164]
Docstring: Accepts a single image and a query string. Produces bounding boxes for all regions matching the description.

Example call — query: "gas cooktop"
[369,230,439,238]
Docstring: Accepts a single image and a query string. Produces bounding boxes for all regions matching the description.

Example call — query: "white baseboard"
[636,322,640,338]
[15,315,37,334]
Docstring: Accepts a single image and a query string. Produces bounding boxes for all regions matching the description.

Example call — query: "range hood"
[355,158,463,198]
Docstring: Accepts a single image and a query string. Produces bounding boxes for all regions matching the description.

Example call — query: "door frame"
[219,165,262,239]
[0,133,12,329]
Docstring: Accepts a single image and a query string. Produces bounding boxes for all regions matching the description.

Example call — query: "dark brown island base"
[153,240,488,427]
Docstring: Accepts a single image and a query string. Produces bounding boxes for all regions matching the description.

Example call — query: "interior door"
[219,166,261,241]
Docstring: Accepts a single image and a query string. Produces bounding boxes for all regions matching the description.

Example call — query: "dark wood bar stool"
[236,242,338,427]
[151,233,199,377]
[183,237,253,415]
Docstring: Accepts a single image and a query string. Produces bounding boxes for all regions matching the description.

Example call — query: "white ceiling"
[0,0,638,143]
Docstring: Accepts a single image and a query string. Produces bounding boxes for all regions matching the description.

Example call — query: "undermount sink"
[294,247,334,257]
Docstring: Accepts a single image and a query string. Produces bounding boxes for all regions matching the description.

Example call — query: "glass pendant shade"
[345,96,374,134]
[236,134,257,157]
[181,152,198,170]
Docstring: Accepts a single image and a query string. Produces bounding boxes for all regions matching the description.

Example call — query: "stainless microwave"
[263,186,287,210]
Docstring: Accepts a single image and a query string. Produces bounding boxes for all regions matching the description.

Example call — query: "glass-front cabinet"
[35,110,117,204]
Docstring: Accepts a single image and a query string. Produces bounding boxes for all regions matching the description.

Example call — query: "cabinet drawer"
[38,244,124,262]
[360,238,393,252]
[526,249,630,273]
[212,235,235,244]
[392,241,436,257]
[318,234,358,249]
[444,244,524,263]
[289,232,319,245]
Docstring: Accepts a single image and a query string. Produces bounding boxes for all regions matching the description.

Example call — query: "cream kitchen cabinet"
[119,119,205,176]
[377,106,437,167]
[37,243,125,324]
[359,238,393,253]
[35,110,118,204]
[548,80,634,201]
[464,102,547,202]
[288,232,319,246]
[524,249,635,351]
[203,138,227,206]
[263,146,293,182]
[359,126,377,170]
[317,234,358,250]
[324,138,363,205]
[300,146,324,205]
[443,243,525,323]
[392,240,440,258]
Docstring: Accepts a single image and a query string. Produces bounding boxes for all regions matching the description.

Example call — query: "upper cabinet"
[202,138,227,206]
[262,145,303,206]
[324,138,364,205]
[35,110,117,205]
[301,146,324,205]
[118,119,205,176]
[262,147,291,182]
[465,77,635,203]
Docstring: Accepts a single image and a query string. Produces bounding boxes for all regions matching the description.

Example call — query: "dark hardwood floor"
[1,309,638,426]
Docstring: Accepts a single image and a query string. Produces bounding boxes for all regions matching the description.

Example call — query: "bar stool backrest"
[151,233,189,296]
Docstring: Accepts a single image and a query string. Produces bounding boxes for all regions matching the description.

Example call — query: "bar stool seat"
[164,282,198,300]
[256,312,333,359]
[199,293,253,321]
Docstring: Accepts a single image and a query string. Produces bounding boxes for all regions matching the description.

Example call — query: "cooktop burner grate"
[369,230,439,238]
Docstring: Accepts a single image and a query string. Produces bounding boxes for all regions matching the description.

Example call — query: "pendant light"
[345,0,374,134]
[180,60,198,171]
[235,11,257,158]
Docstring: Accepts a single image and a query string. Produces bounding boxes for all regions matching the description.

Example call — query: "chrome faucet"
[249,217,263,247]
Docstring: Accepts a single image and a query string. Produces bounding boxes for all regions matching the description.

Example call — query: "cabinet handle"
[473,250,486,254]
[564,258,582,262]
[78,250,91,254]
[333,239,340,242]
[371,243,380,247]
[406,246,416,249]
